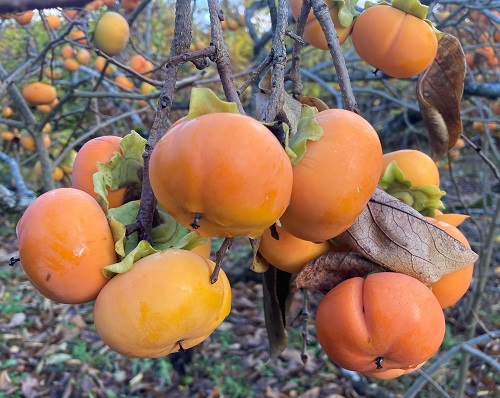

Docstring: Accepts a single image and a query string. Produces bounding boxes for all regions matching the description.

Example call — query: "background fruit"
[258,225,333,274]
[16,188,116,304]
[93,249,231,357]
[381,149,440,187]
[315,272,445,376]
[280,109,382,242]
[351,4,438,78]
[149,113,293,238]
[22,82,57,106]
[71,135,127,208]
[93,12,130,56]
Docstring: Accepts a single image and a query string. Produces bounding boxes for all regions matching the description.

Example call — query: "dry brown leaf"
[339,188,478,284]
[293,252,381,294]
[417,33,466,161]
[300,96,329,112]
[250,237,270,273]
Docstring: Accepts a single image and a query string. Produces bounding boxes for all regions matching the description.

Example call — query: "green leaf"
[171,231,208,251]
[108,201,140,258]
[93,131,146,214]
[379,160,446,217]
[102,240,158,279]
[185,87,240,121]
[333,0,359,27]
[286,106,324,165]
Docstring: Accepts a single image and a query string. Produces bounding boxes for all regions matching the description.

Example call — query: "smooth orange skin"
[191,239,212,259]
[93,12,130,56]
[72,136,126,208]
[433,210,469,227]
[280,109,382,242]
[288,0,352,50]
[427,219,474,309]
[361,361,425,379]
[316,273,445,374]
[114,75,134,90]
[63,58,80,72]
[76,49,91,65]
[16,188,116,304]
[129,54,148,74]
[93,249,231,358]
[258,225,333,274]
[351,5,438,78]
[22,82,57,106]
[61,44,75,59]
[149,113,293,238]
[381,149,440,188]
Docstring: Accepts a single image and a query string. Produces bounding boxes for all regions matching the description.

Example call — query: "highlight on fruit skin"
[16,188,117,304]
[93,249,232,358]
[93,11,130,56]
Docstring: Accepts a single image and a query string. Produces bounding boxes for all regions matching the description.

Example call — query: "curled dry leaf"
[417,33,466,161]
[339,188,478,284]
[293,251,381,294]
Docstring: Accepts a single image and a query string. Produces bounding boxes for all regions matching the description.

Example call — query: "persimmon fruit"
[22,82,57,106]
[351,4,438,78]
[381,149,440,187]
[149,113,293,238]
[45,15,61,30]
[14,11,34,26]
[427,218,474,308]
[16,188,116,304]
[20,134,50,152]
[279,109,382,242]
[316,272,445,376]
[258,225,333,274]
[93,249,231,358]
[72,135,127,208]
[76,49,91,65]
[287,0,353,50]
[93,11,130,56]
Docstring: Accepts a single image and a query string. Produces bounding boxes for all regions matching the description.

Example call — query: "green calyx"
[284,105,324,166]
[379,160,446,217]
[185,87,239,121]
[330,0,359,28]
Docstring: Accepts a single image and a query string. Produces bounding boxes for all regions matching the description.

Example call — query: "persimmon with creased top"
[149,113,293,238]
[381,149,440,187]
[258,225,333,274]
[72,135,126,208]
[427,218,474,308]
[316,272,445,377]
[16,188,116,304]
[93,249,231,357]
[351,4,438,78]
[287,0,352,50]
[279,109,382,242]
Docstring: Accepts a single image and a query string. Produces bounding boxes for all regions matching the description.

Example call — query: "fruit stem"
[190,213,203,230]
[211,237,234,284]
[9,257,20,267]
[375,356,384,369]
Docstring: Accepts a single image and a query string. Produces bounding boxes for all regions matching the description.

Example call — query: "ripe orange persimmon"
[149,113,293,238]
[351,4,438,78]
[280,109,382,242]
[72,135,127,208]
[427,218,474,308]
[258,225,333,274]
[94,56,115,75]
[61,44,75,58]
[129,54,147,73]
[2,106,12,118]
[45,15,61,30]
[143,60,154,77]
[16,188,116,304]
[287,0,352,50]
[121,0,141,13]
[69,28,87,44]
[76,49,91,65]
[381,149,440,187]
[63,58,80,72]
[114,75,134,90]
[63,9,79,20]
[14,10,34,26]
[93,11,130,56]
[34,161,64,182]
[22,82,57,106]
[93,249,231,357]
[20,134,50,152]
[316,272,445,376]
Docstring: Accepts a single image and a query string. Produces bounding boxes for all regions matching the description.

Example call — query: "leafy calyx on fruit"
[379,160,445,216]
[184,87,240,121]
[333,0,359,28]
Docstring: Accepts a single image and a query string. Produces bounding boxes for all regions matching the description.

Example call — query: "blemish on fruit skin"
[46,272,51,282]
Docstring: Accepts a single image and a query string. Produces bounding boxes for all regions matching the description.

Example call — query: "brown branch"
[206,0,244,113]
[310,0,358,113]
[237,53,273,96]
[211,237,234,283]
[289,0,312,101]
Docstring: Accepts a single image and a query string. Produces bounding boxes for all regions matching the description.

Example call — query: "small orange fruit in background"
[114,75,134,90]
[129,54,147,73]
[93,11,130,56]
[381,149,440,188]
[20,134,51,152]
[22,82,57,106]
[14,10,34,26]
[76,49,91,65]
[63,58,80,72]
[93,249,231,358]
[258,225,333,274]
[17,188,117,304]
[94,56,115,75]
[71,135,127,208]
[45,14,61,30]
